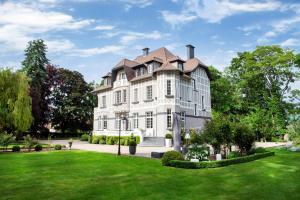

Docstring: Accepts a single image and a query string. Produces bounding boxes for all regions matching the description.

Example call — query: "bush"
[162,151,184,166]
[0,132,16,150]
[232,123,255,154]
[129,140,137,146]
[165,133,172,139]
[23,134,38,151]
[54,144,62,150]
[12,145,20,152]
[106,136,114,145]
[228,151,240,159]
[99,135,106,144]
[34,144,43,151]
[88,135,92,144]
[92,136,99,144]
[80,134,89,141]
[186,145,209,161]
[170,152,275,169]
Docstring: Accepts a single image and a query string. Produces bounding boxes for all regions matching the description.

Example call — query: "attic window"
[178,63,183,71]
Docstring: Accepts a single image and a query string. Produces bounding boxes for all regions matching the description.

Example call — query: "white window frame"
[146,86,152,100]
[194,104,197,116]
[202,95,205,110]
[123,89,127,103]
[133,113,139,129]
[134,88,138,102]
[146,112,153,129]
[115,91,121,104]
[102,95,106,107]
[103,115,107,129]
[166,80,171,95]
[167,109,172,129]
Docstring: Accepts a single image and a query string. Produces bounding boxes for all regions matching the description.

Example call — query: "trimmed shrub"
[92,136,99,144]
[54,144,62,150]
[170,151,275,169]
[80,134,89,141]
[12,145,20,152]
[165,133,172,139]
[106,136,114,145]
[186,145,209,161]
[34,144,43,151]
[129,140,137,146]
[228,151,240,159]
[99,135,106,144]
[162,151,184,166]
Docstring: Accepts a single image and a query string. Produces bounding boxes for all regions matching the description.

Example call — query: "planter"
[129,145,136,155]
[165,139,172,147]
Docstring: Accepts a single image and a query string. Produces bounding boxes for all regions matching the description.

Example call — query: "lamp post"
[117,111,128,156]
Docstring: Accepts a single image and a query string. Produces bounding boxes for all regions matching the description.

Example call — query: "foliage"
[165,133,172,139]
[186,145,209,161]
[287,121,300,145]
[54,144,62,150]
[0,133,16,150]
[189,128,203,145]
[23,134,37,151]
[12,145,21,152]
[99,135,106,144]
[228,151,240,159]
[232,123,255,154]
[161,151,184,166]
[0,69,33,133]
[80,134,89,141]
[248,147,266,155]
[34,144,43,151]
[22,40,49,133]
[201,118,223,154]
[92,137,99,144]
[129,140,137,146]
[170,151,275,169]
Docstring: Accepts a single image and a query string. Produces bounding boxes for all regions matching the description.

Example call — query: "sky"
[0,0,300,88]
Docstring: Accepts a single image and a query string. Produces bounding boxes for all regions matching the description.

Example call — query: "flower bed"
[169,152,275,169]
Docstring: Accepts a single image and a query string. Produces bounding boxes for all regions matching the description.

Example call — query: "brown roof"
[114,58,141,69]
[153,62,181,72]
[135,47,176,63]
[184,58,207,72]
[130,73,153,82]
[93,85,112,93]
[168,56,185,63]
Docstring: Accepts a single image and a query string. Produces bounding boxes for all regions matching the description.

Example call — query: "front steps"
[138,137,165,147]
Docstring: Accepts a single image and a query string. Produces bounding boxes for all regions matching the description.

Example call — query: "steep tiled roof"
[153,62,180,72]
[135,47,176,63]
[114,58,141,69]
[184,58,208,72]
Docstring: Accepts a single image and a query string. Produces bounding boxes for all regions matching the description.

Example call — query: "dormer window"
[178,62,183,71]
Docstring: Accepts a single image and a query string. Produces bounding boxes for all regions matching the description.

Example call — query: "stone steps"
[139,137,165,147]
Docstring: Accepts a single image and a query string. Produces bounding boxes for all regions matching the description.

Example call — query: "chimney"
[186,44,195,59]
[142,47,149,56]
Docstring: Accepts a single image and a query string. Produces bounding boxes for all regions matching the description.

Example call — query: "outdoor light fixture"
[117,111,128,156]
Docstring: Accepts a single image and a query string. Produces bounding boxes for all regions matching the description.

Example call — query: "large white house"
[93,45,211,146]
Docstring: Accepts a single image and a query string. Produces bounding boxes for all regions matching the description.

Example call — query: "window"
[115,91,121,104]
[98,116,101,130]
[121,72,126,79]
[202,96,205,110]
[192,79,196,90]
[102,96,106,107]
[146,86,152,100]
[115,115,120,130]
[133,113,139,129]
[103,116,107,129]
[166,80,171,95]
[194,104,197,116]
[148,64,153,74]
[180,112,185,129]
[136,68,141,76]
[167,109,172,129]
[123,89,127,103]
[134,88,138,102]
[178,63,183,71]
[146,112,153,129]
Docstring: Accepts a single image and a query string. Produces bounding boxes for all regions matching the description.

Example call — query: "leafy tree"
[51,68,97,132]
[232,123,255,155]
[22,39,49,133]
[201,118,223,154]
[0,69,33,133]
[0,132,16,151]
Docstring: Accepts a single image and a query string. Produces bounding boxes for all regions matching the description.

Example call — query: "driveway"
[41,140,172,158]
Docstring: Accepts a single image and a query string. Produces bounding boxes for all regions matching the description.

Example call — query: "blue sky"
[0,0,300,88]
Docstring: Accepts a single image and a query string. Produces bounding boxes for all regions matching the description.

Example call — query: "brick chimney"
[186,44,195,59]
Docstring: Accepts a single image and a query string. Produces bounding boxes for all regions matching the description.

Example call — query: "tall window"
[98,116,101,130]
[167,109,172,129]
[102,96,106,107]
[194,104,197,116]
[146,86,152,100]
[133,113,139,129]
[148,64,153,74]
[178,63,183,70]
[192,79,196,90]
[115,115,120,130]
[123,89,127,103]
[121,72,126,79]
[166,80,171,95]
[103,115,107,129]
[146,112,153,128]
[180,112,185,128]
[202,95,205,110]
[134,88,138,102]
[115,91,121,104]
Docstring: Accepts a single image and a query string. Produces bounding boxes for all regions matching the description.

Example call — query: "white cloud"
[46,39,76,53]
[75,45,125,57]
[120,31,166,44]
[93,25,115,30]
[162,0,282,27]
[280,38,300,47]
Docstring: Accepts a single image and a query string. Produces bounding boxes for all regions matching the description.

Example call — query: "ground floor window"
[98,116,101,130]
[146,112,153,129]
[167,109,172,129]
[103,115,107,129]
[115,115,120,130]
[180,112,185,129]
[133,113,139,129]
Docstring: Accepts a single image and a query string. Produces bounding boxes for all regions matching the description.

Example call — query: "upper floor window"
[102,96,106,107]
[136,68,141,76]
[194,104,197,116]
[148,64,153,74]
[134,88,138,102]
[202,95,205,110]
[180,112,185,129]
[167,109,172,129]
[123,89,127,103]
[192,79,196,90]
[115,91,121,104]
[146,86,152,100]
[178,63,183,71]
[146,112,153,129]
[166,80,171,95]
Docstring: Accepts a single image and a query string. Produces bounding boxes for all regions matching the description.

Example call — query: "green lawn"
[0,149,299,200]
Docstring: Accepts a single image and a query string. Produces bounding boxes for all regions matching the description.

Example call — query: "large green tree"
[22,39,49,132]
[0,69,33,133]
[51,68,97,133]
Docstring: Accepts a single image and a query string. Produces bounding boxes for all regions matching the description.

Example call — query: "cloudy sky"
[0,0,300,86]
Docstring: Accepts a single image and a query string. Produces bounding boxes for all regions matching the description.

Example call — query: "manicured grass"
[0,148,299,200]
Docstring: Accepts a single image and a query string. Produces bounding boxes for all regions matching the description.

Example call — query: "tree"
[232,123,255,155]
[0,133,16,151]
[22,39,49,133]
[0,69,33,133]
[51,68,97,132]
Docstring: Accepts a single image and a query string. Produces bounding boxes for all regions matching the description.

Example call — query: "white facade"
[93,46,211,139]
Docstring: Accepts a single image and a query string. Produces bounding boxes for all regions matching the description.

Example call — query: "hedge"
[170,151,275,169]
[92,135,140,146]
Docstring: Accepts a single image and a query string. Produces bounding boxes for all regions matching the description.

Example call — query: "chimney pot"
[142,47,149,56]
[186,44,195,59]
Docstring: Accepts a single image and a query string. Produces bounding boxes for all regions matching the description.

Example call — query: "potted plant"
[68,138,73,150]
[129,140,137,155]
[165,133,173,147]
